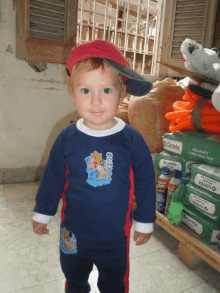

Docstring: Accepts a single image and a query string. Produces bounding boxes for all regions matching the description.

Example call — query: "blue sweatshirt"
[33,118,156,246]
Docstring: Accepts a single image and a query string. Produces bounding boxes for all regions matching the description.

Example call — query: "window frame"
[16,0,78,64]
[155,0,218,77]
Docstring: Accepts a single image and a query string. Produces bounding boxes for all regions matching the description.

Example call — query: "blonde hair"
[66,57,126,97]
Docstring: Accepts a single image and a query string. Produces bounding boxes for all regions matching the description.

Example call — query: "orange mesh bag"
[128,78,185,153]
[165,85,220,134]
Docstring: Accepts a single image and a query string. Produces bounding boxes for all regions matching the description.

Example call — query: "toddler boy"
[33,39,156,293]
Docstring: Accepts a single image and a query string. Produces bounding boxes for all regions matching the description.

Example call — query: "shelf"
[156,211,220,272]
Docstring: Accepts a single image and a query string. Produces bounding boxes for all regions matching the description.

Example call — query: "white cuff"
[133,220,154,233]
[33,213,52,224]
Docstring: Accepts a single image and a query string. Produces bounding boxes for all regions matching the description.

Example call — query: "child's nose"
[90,93,102,105]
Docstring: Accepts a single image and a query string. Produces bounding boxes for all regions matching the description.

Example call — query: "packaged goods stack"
[155,110,220,246]
[154,39,220,260]
[182,164,220,244]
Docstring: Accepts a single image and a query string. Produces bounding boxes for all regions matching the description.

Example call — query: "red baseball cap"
[66,39,152,96]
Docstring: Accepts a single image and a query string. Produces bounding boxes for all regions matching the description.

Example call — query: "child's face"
[70,65,126,130]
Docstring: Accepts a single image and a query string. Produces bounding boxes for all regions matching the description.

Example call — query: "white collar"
[76,117,125,137]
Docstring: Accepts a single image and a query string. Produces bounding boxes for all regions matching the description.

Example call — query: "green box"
[185,183,220,221]
[182,204,220,244]
[162,131,220,168]
[155,151,196,176]
[190,164,220,197]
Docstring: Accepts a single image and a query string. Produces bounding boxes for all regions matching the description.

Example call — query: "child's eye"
[81,88,91,94]
[80,88,112,94]
[103,88,112,94]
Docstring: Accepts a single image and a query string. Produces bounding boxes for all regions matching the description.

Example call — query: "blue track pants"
[60,242,128,293]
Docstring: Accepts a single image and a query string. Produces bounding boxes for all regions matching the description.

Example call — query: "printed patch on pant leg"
[60,227,78,254]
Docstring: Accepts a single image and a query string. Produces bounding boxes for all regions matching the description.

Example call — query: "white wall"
[0,0,77,183]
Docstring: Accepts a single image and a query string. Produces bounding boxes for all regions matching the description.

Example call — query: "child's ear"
[68,85,75,104]
[119,96,124,104]
[71,94,75,105]
[119,84,126,102]
[71,98,76,105]
[66,75,76,104]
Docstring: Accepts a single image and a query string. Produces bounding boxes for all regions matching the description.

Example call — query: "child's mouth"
[91,112,103,115]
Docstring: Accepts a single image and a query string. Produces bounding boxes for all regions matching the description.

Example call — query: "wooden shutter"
[157,0,218,77]
[170,0,206,59]
[16,0,78,64]
[29,0,67,43]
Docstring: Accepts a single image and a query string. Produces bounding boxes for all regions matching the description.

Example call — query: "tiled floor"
[0,182,219,293]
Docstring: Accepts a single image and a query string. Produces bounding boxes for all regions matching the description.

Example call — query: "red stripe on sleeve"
[61,162,69,222]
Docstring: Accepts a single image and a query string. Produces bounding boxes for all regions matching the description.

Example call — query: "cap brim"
[103,58,153,96]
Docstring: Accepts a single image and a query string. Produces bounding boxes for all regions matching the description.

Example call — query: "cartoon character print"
[60,227,78,254]
[88,154,97,169]
[85,151,113,187]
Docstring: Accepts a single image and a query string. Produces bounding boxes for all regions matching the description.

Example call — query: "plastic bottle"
[164,169,182,216]
[170,177,190,204]
[167,177,190,225]
[156,167,170,214]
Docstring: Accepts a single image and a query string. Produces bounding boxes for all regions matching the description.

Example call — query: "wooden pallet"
[156,211,220,272]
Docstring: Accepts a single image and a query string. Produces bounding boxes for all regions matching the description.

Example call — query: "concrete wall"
[0,0,78,183]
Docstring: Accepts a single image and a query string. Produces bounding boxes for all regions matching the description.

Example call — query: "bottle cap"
[161,167,170,175]
[180,177,190,184]
[173,169,182,179]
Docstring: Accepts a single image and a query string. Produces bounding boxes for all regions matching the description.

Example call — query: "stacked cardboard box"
[155,131,220,244]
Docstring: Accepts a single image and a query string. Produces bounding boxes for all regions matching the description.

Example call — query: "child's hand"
[133,231,152,245]
[33,220,49,235]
